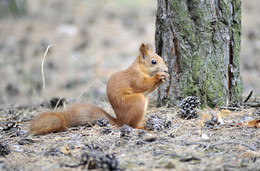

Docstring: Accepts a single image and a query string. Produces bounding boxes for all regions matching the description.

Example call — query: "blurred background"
[0,0,259,107]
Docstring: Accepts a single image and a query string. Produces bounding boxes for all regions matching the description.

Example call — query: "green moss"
[229,0,242,103]
[191,52,204,82]
[162,0,242,108]
[183,78,198,97]
[232,0,242,23]
[201,62,226,107]
[171,1,195,41]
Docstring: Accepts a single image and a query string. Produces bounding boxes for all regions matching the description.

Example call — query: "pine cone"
[50,97,66,108]
[146,114,172,131]
[120,125,133,138]
[85,142,102,151]
[80,150,118,170]
[204,114,220,127]
[179,96,200,119]
[96,118,111,127]
[0,142,10,156]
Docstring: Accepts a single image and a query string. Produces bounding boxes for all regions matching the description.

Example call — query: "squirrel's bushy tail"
[29,103,117,135]
[29,111,66,135]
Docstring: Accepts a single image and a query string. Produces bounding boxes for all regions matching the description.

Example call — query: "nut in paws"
[156,71,169,82]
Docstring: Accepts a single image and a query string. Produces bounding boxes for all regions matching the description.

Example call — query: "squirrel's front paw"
[156,71,169,82]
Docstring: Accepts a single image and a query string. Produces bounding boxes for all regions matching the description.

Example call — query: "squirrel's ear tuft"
[139,43,148,61]
[146,44,153,52]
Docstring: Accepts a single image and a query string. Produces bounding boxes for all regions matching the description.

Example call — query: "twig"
[243,90,253,103]
[183,141,256,151]
[39,44,93,103]
[218,102,260,110]
[53,97,65,111]
[243,102,260,108]
[218,106,240,110]
[63,163,81,168]
[217,90,259,109]
[210,142,256,151]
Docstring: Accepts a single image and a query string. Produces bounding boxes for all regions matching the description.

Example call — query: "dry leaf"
[61,145,70,155]
[220,110,231,114]
[240,151,260,158]
[246,119,260,128]
[237,119,260,128]
[199,113,211,126]
[216,113,224,125]
[219,110,231,117]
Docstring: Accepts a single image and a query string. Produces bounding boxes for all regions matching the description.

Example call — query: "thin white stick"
[40,44,53,103]
[76,79,106,101]
[39,44,99,103]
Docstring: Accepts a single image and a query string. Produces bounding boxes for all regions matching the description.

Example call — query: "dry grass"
[0,103,259,170]
[0,0,260,170]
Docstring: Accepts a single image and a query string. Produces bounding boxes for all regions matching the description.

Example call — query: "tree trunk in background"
[155,0,242,108]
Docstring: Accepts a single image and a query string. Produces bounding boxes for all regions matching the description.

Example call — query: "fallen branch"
[243,102,260,108]
[218,102,260,110]
[243,91,253,103]
[183,141,256,151]
[218,106,240,110]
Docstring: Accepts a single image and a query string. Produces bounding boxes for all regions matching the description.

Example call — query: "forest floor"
[0,100,259,171]
[0,0,260,170]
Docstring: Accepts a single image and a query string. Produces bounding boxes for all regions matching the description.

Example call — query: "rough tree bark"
[155,0,242,107]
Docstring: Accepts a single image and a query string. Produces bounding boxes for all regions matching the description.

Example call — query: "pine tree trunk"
[155,0,242,108]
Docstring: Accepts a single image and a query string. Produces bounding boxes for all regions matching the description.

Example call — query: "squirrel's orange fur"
[29,43,169,135]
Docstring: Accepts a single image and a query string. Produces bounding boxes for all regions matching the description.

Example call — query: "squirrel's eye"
[151,60,157,65]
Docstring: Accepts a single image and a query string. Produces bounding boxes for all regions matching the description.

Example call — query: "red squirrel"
[29,43,169,135]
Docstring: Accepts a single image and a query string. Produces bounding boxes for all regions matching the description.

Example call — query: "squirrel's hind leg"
[116,93,147,128]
